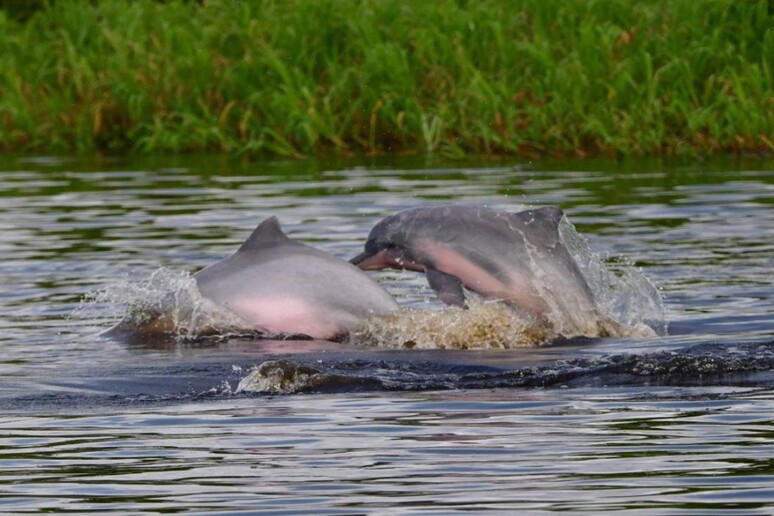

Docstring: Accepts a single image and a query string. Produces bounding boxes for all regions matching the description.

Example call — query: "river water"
[1,155,773,513]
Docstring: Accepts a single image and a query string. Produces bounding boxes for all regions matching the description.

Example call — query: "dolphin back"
[195,218,398,339]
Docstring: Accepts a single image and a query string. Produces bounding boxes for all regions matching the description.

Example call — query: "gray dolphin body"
[193,217,399,340]
[351,206,601,334]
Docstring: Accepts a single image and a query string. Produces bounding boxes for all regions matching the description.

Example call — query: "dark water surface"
[1,155,773,513]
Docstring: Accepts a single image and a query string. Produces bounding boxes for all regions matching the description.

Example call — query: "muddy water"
[1,155,773,512]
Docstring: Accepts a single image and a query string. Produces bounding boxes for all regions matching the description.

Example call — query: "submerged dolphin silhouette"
[192,217,399,340]
[351,205,602,334]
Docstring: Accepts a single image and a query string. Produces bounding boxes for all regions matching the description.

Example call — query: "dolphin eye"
[375,239,395,250]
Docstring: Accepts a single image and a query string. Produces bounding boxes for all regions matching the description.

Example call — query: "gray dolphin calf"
[351,205,602,334]
[192,217,399,340]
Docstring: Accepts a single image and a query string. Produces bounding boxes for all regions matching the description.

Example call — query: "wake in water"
[234,340,774,395]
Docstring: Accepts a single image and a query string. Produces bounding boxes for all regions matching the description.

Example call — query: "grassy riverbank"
[0,0,772,158]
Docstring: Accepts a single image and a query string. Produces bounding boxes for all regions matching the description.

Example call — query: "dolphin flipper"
[426,267,467,308]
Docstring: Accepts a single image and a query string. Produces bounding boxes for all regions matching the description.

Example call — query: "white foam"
[350,299,553,349]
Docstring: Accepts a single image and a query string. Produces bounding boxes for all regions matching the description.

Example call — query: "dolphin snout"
[350,251,372,266]
[350,250,388,270]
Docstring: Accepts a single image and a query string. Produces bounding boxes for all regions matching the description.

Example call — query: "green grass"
[0,0,772,158]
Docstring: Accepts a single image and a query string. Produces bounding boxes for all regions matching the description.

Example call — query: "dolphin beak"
[350,250,387,270]
[350,251,371,266]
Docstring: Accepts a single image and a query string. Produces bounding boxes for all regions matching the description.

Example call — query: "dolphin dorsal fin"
[238,217,291,251]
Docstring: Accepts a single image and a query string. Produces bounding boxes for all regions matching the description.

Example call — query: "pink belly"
[228,297,342,339]
[420,240,548,315]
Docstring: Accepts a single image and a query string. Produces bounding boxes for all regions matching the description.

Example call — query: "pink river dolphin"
[193,217,399,340]
[351,205,602,334]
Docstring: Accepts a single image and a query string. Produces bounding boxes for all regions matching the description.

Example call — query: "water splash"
[236,361,331,394]
[90,268,253,339]
[559,217,666,336]
[350,300,553,349]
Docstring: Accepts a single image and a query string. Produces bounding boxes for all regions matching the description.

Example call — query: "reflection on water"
[1,154,773,511]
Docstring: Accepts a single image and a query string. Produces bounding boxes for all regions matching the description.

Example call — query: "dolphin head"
[350,213,425,272]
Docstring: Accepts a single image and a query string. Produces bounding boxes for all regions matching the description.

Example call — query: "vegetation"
[0,0,772,158]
